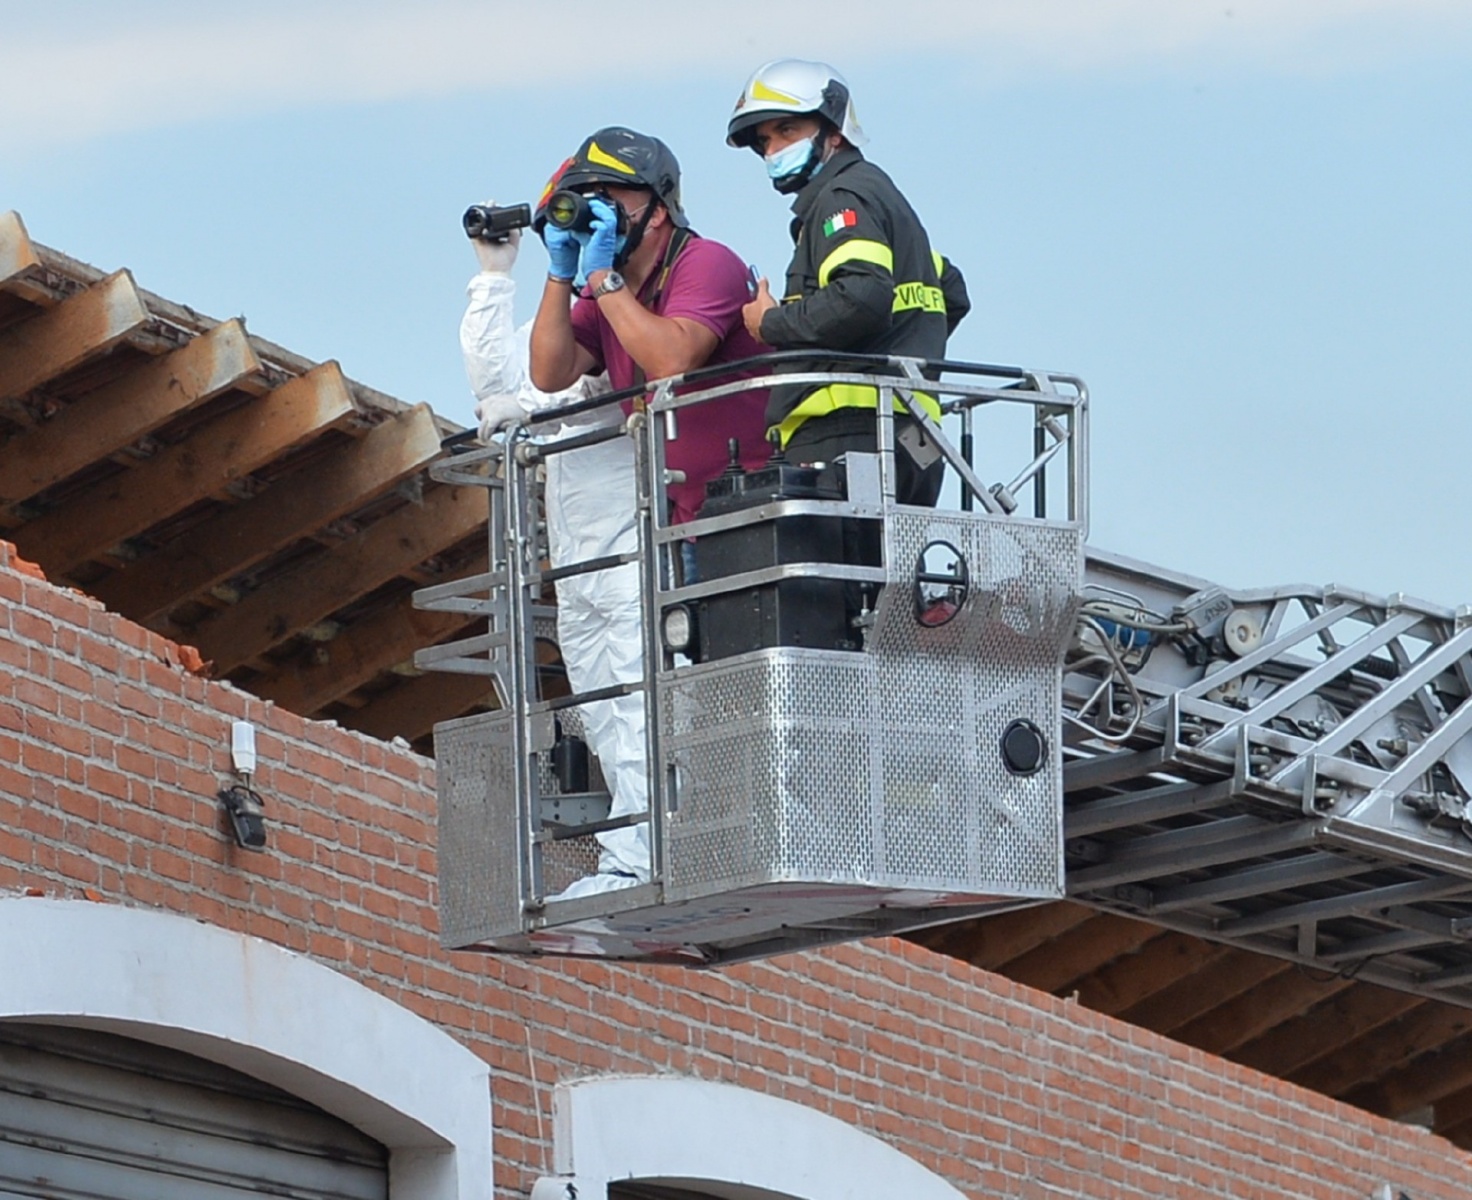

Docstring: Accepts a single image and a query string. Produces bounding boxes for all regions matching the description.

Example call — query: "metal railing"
[419,353,1089,914]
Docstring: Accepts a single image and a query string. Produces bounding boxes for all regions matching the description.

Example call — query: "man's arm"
[586,269,719,380]
[937,254,970,337]
[529,278,599,392]
[758,194,894,350]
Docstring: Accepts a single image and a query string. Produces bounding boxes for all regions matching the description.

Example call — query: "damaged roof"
[0,210,494,755]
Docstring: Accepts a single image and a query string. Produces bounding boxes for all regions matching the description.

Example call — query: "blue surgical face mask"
[765,136,821,184]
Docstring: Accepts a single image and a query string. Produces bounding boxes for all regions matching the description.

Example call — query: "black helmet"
[552,126,689,229]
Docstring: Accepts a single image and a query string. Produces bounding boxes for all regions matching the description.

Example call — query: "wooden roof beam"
[16,362,355,578]
[999,914,1162,997]
[1289,1001,1469,1098]
[189,480,487,673]
[339,672,498,745]
[1230,985,1424,1079]
[1343,1030,1472,1119]
[0,211,42,298]
[0,318,261,507]
[254,551,488,715]
[909,902,1094,971]
[342,636,565,744]
[92,404,443,622]
[0,270,149,404]
[1071,931,1230,1017]
[1118,951,1291,1035]
[1170,968,1356,1057]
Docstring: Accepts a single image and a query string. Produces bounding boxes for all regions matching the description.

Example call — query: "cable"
[1079,599,1194,637]
[1064,615,1146,744]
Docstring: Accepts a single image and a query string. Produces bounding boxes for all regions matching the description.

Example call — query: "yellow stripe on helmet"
[586,142,637,174]
[750,79,802,105]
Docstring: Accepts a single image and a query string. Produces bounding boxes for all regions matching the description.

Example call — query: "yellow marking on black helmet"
[587,142,637,174]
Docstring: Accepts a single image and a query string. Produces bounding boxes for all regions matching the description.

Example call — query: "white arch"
[0,898,492,1200]
[541,1076,969,1200]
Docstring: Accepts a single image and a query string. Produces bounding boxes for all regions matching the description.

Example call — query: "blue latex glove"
[543,224,581,281]
[578,197,621,279]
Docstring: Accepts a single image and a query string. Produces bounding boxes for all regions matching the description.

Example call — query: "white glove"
[471,198,520,274]
[474,226,520,274]
[476,392,528,441]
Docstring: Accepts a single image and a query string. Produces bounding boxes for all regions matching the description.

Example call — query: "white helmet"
[726,59,868,150]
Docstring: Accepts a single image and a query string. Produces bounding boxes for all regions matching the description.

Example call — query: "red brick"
[11,609,57,648]
[50,656,95,694]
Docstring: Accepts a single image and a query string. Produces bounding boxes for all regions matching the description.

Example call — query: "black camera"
[463,202,531,242]
[543,189,629,236]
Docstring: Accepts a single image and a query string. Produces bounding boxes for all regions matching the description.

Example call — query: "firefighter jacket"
[757,147,970,441]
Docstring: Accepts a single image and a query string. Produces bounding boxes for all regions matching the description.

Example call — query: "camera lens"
[547,191,584,231]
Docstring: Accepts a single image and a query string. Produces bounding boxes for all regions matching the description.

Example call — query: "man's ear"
[649,203,671,229]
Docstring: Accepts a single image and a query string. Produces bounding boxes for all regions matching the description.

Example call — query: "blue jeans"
[679,539,699,585]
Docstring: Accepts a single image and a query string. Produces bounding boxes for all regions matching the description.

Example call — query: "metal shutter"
[0,1022,388,1200]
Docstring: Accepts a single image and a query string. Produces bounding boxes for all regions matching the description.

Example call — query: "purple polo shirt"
[570,235,771,525]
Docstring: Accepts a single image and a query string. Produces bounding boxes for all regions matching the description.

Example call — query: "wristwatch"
[591,270,625,299]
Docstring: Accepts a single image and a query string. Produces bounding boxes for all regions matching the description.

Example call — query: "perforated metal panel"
[435,709,519,948]
[662,653,876,896]
[661,512,1079,907]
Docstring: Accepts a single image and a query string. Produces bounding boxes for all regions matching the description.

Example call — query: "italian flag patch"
[823,209,858,237]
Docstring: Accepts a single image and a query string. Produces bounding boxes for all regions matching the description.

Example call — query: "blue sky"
[3,1,1470,603]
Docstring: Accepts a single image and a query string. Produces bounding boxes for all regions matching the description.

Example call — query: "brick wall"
[2,538,1469,1200]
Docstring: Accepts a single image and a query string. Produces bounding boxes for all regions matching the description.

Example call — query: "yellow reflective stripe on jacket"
[815,241,946,311]
[772,383,942,445]
[816,238,894,288]
[931,250,945,276]
[892,281,946,314]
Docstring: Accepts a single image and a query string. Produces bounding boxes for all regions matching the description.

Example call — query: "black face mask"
[611,193,659,269]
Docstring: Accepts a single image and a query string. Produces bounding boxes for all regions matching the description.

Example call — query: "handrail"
[441,351,1085,449]
[435,359,1088,533]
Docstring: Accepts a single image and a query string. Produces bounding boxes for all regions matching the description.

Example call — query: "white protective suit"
[461,270,649,889]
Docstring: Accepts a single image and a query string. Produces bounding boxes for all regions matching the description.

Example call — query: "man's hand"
[742,277,777,342]
[579,197,620,279]
[544,225,581,282]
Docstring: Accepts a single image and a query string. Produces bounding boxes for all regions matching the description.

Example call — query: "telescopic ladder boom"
[1065,548,1472,1007]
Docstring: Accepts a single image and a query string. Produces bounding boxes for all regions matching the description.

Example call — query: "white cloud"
[2,0,1469,151]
